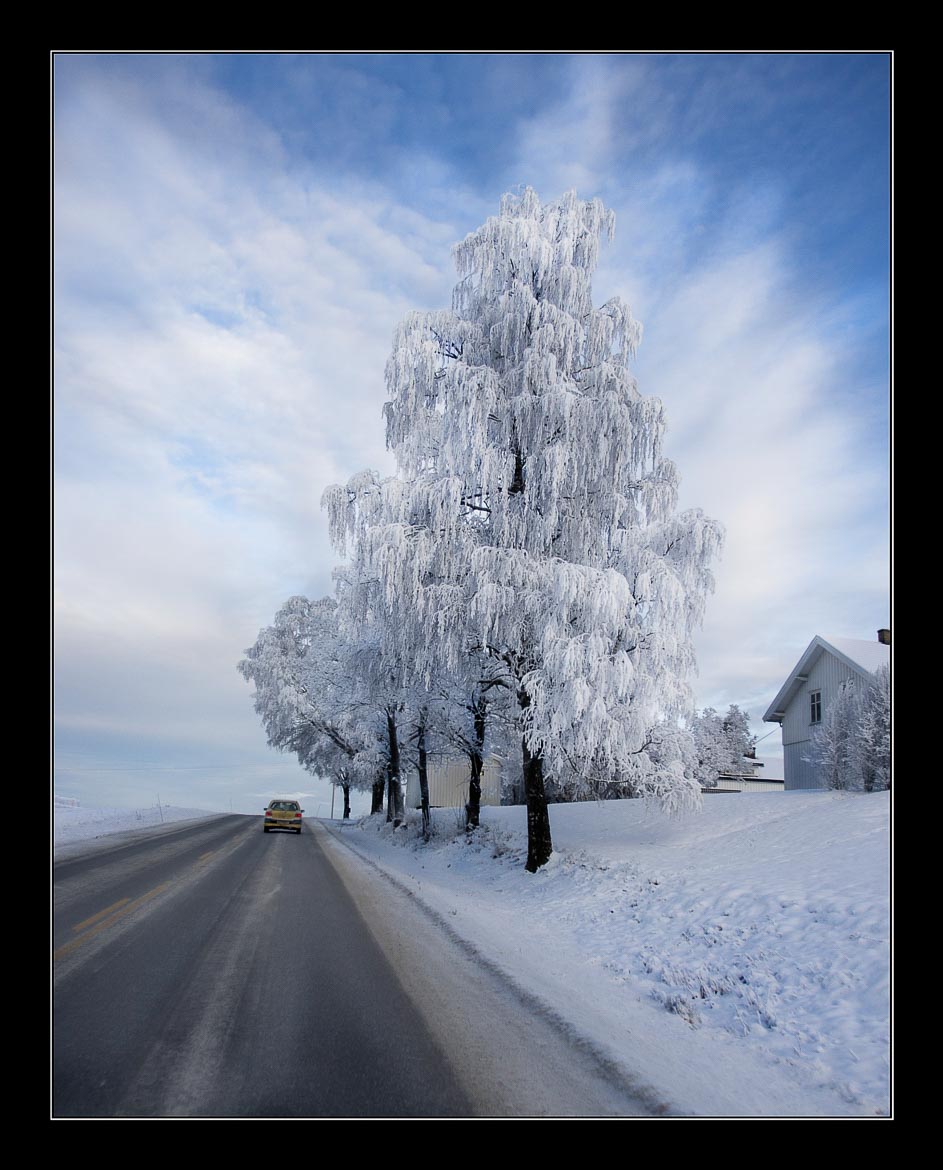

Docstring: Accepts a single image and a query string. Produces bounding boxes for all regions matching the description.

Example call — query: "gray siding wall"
[784,742,820,790]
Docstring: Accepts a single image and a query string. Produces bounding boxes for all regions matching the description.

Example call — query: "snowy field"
[53,799,217,847]
[326,790,890,1117]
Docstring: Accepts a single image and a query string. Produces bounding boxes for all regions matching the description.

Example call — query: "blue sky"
[54,53,891,814]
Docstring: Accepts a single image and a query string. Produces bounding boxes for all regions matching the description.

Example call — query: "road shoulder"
[315,819,662,1117]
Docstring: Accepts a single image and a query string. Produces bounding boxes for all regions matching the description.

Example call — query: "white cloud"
[54,57,889,801]
[503,61,888,742]
[509,57,658,197]
[54,64,463,800]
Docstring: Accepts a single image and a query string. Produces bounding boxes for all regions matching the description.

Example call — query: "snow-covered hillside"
[329,791,890,1117]
[54,802,217,847]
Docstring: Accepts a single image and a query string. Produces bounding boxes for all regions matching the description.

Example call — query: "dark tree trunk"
[510,446,526,495]
[371,776,385,815]
[518,687,552,871]
[417,711,431,841]
[386,710,404,827]
[467,750,483,830]
[465,696,487,830]
[522,735,553,872]
[342,782,351,819]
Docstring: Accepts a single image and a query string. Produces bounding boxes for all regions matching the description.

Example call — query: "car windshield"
[270,801,299,811]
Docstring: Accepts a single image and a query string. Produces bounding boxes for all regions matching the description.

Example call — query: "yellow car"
[263,798,304,834]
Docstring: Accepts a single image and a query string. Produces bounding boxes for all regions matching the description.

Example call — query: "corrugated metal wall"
[405,757,502,809]
[712,777,785,792]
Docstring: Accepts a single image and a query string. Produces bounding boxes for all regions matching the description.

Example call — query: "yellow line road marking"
[197,851,215,863]
[54,882,172,962]
[72,898,131,933]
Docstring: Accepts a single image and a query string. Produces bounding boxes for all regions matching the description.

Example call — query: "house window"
[810,691,822,724]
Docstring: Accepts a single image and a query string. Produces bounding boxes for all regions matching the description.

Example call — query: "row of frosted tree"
[240,189,723,871]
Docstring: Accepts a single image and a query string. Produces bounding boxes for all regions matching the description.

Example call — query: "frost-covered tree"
[238,595,387,813]
[323,507,511,835]
[813,680,860,791]
[327,188,722,871]
[689,704,756,787]
[812,664,890,792]
[858,664,891,792]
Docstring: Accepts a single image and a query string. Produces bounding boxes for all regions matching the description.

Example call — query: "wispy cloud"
[498,55,889,732]
[54,54,889,803]
[55,61,464,807]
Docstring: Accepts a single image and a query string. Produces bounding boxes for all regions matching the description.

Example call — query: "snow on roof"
[821,636,890,674]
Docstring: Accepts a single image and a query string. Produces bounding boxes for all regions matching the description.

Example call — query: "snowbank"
[328,790,890,1117]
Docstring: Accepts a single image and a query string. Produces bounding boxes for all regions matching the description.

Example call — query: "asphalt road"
[53,816,473,1118]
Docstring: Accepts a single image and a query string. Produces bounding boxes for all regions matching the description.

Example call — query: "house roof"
[822,636,890,673]
[762,635,890,723]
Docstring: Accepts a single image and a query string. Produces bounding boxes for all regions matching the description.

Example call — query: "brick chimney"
[877,629,891,645]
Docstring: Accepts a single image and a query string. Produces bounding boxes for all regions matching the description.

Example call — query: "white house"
[763,632,890,790]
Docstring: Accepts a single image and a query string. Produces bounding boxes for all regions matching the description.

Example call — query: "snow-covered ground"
[53,791,889,1115]
[325,790,890,1117]
[54,800,217,847]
